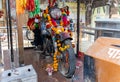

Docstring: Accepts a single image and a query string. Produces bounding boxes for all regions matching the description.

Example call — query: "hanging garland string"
[20,0,27,9]
[29,0,41,17]
[26,0,35,12]
[16,0,27,14]
[44,7,70,29]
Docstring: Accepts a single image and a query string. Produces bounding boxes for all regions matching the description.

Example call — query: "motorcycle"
[40,4,76,78]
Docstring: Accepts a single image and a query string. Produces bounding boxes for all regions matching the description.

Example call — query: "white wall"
[0,0,2,9]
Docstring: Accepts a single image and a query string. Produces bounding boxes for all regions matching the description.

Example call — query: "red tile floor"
[3,48,83,82]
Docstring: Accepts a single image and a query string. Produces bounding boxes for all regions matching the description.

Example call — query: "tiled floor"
[24,49,83,82]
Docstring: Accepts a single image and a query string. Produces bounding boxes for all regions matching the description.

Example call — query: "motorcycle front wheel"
[59,39,76,78]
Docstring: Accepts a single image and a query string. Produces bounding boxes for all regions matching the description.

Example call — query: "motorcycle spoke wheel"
[59,51,70,76]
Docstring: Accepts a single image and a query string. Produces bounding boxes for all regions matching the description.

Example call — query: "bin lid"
[86,37,120,66]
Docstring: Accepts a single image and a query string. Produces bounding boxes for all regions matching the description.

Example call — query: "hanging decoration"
[16,0,40,16]
[43,6,70,29]
[53,50,59,71]
[28,0,41,17]
[26,0,35,12]
[16,0,27,14]
[27,14,41,30]
[52,40,70,71]
[26,0,41,31]
[20,0,27,9]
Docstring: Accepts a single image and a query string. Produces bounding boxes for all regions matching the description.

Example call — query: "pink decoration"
[46,64,54,76]
[62,16,67,21]
[76,60,82,69]
[62,16,68,26]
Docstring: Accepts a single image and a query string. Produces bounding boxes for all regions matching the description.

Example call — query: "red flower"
[46,23,52,29]
[78,51,84,60]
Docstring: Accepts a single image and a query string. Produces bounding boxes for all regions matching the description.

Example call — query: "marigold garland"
[52,40,70,72]
[53,50,59,71]
[43,6,70,28]
[16,0,27,14]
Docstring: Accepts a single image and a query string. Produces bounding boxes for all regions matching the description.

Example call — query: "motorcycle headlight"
[50,8,62,19]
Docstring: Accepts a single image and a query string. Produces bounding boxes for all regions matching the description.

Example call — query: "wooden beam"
[16,14,24,65]
[1,0,5,26]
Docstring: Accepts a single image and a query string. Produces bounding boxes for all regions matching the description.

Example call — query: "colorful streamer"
[26,0,35,12]
[16,0,27,14]
[29,0,40,17]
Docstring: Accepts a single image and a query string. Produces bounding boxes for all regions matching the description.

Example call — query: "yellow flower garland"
[53,50,59,71]
[52,40,70,72]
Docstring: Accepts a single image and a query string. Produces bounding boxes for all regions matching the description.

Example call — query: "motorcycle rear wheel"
[59,40,76,78]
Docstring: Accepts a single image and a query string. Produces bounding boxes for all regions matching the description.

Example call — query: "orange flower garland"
[16,0,27,14]
[43,6,70,28]
[53,50,59,71]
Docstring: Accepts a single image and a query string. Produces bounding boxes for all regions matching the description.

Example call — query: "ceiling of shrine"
[81,0,120,8]
[40,0,120,8]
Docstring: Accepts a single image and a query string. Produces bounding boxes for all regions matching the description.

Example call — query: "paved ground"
[0,48,83,82]
[24,49,84,82]
[0,31,92,82]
